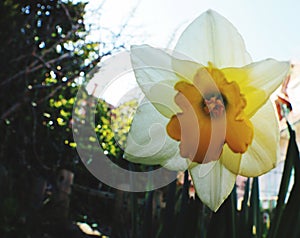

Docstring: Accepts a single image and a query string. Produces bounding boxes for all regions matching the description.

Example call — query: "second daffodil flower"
[124,10,290,211]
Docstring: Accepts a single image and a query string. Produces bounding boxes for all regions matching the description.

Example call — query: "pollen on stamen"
[203,95,225,118]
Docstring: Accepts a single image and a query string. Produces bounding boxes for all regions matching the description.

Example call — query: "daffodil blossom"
[124,10,289,211]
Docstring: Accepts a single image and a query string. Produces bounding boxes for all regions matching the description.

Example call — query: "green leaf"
[240,178,251,237]
[206,185,237,238]
[175,170,190,237]
[268,123,299,238]
[269,122,300,238]
[159,180,177,238]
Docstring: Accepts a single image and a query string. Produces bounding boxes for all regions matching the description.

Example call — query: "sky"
[84,0,300,106]
[85,0,300,62]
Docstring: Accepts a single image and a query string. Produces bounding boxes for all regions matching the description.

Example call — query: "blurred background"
[0,0,299,237]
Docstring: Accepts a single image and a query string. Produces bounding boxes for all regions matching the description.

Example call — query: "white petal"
[162,153,190,171]
[190,160,236,211]
[174,10,252,68]
[239,100,279,177]
[148,81,181,118]
[130,45,181,117]
[124,100,188,170]
[130,45,178,83]
[171,58,204,82]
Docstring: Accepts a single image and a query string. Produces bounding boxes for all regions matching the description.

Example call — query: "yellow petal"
[219,80,254,153]
[219,144,242,174]
[174,10,252,68]
[222,59,290,117]
[225,113,254,153]
[238,100,279,177]
[166,115,181,141]
[190,160,236,211]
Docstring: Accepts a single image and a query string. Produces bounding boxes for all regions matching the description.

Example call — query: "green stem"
[175,170,189,238]
[250,177,260,238]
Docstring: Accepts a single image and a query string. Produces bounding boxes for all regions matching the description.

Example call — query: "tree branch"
[1,53,71,87]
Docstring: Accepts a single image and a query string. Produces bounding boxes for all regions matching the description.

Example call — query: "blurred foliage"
[111,100,138,152]
[0,0,133,237]
[0,0,95,171]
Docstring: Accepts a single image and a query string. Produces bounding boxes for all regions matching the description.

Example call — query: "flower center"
[166,65,254,164]
[203,93,226,118]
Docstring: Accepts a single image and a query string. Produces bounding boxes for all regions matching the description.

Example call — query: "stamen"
[203,94,225,118]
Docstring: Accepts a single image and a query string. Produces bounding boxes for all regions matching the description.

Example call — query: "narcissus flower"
[124,10,289,211]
